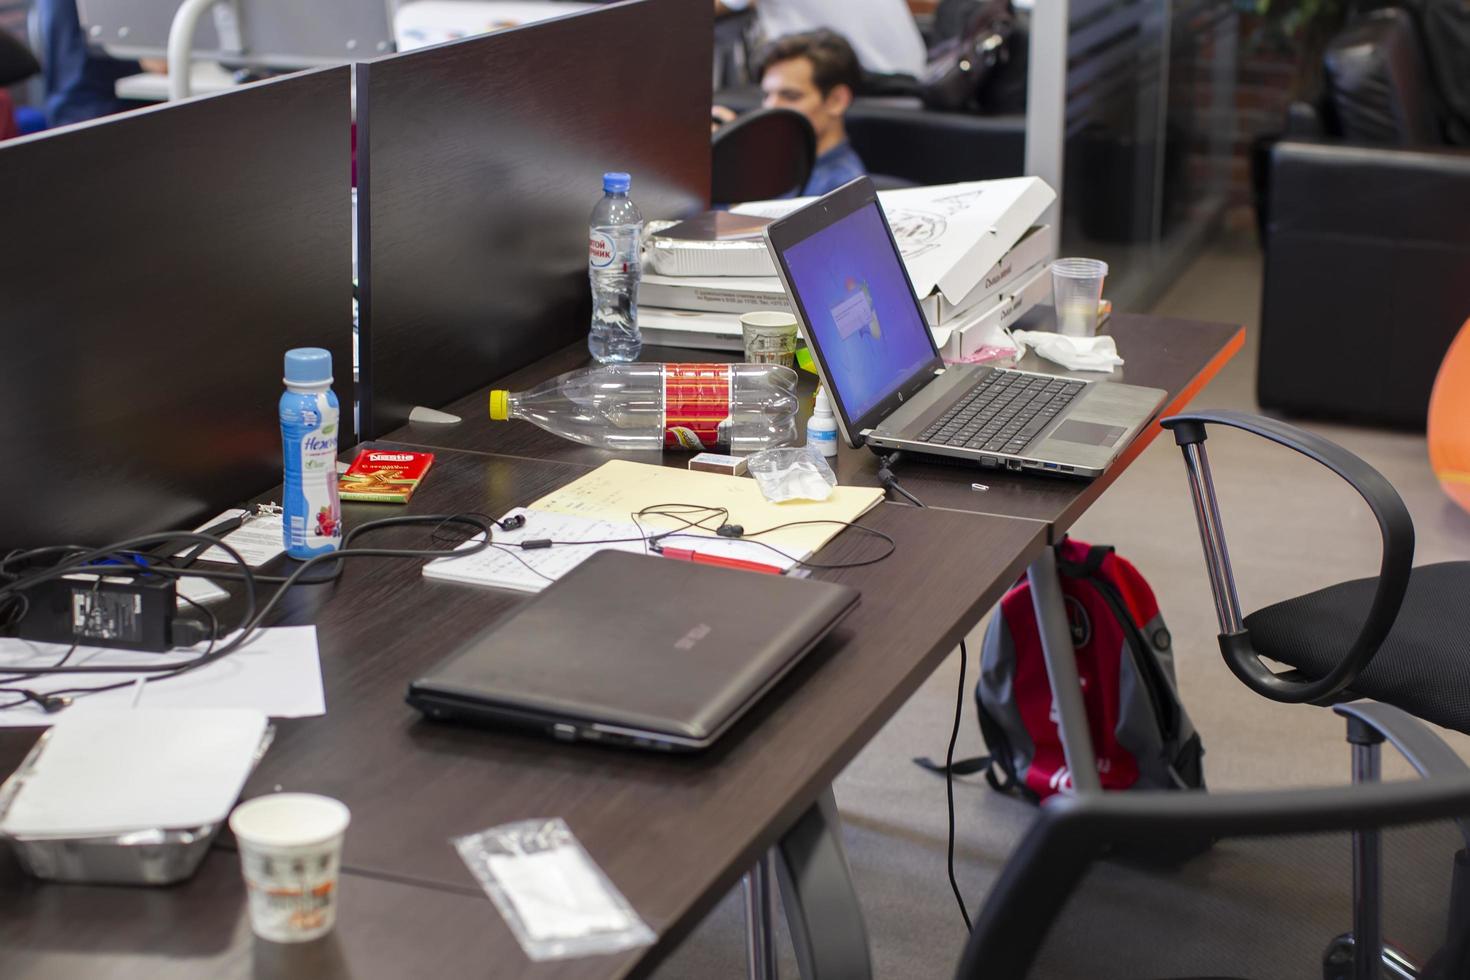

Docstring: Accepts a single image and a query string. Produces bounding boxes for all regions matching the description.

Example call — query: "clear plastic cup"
[1051,258,1109,337]
[740,311,799,368]
[229,793,351,943]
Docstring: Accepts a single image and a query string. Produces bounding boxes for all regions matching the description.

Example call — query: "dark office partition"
[357,0,711,437]
[0,67,353,551]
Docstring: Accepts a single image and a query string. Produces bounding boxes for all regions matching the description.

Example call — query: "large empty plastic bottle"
[488,363,800,453]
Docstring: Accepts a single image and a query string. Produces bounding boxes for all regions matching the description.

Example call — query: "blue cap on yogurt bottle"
[284,347,333,386]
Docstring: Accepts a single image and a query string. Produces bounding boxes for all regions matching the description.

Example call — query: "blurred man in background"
[750,29,865,196]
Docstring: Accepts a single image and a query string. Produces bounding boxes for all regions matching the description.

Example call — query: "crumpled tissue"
[1010,330,1125,373]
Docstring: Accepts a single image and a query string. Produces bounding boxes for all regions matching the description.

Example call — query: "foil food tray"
[0,724,274,885]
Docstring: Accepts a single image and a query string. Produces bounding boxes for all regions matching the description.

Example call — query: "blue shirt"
[803,141,866,197]
[39,0,140,128]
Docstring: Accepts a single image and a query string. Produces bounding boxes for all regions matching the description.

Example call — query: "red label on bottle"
[664,364,732,450]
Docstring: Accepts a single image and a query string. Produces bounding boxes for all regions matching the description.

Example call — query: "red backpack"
[940,538,1205,800]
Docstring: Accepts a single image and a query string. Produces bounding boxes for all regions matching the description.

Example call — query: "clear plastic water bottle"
[488,362,799,453]
[280,348,342,559]
[588,172,643,363]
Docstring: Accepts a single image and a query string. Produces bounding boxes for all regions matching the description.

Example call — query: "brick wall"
[1230,16,1306,205]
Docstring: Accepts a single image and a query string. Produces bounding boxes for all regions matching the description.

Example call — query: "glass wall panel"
[1058,0,1236,309]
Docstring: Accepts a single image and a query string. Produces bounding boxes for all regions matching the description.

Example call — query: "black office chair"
[955,774,1470,980]
[1157,409,1470,977]
[710,106,815,206]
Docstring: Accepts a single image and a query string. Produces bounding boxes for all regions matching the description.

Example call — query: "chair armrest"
[1161,410,1415,705]
[1283,101,1324,138]
[1334,702,1470,847]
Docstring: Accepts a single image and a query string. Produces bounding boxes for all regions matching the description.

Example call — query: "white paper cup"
[229,793,351,943]
[1051,258,1109,337]
[740,311,800,367]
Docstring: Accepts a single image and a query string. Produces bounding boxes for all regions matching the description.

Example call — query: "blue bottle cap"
[284,347,333,385]
[603,172,631,193]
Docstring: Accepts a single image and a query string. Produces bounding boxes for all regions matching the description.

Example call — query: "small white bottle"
[807,387,839,458]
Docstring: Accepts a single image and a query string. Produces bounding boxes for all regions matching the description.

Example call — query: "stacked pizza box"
[637,177,1057,361]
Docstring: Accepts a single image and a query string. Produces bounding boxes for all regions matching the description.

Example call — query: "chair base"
[1322,934,1418,980]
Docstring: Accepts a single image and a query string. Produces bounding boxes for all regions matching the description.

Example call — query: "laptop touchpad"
[1052,419,1126,447]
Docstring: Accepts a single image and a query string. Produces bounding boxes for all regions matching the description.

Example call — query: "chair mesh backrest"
[1024,822,1461,980]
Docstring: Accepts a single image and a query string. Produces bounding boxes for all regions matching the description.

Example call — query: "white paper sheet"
[185,508,286,567]
[176,576,229,607]
[0,626,325,727]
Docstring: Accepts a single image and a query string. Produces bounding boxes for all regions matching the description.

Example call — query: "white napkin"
[1011,330,1124,373]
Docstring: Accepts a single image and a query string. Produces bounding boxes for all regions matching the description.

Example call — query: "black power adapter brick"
[14,575,179,652]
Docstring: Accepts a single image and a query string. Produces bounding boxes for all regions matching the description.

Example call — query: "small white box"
[935,260,1051,360]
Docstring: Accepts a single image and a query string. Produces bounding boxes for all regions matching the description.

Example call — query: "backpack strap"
[1056,542,1114,578]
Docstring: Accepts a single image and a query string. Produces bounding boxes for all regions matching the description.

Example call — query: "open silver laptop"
[763,178,1166,478]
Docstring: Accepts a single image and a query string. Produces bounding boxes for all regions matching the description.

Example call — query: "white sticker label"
[589,231,616,269]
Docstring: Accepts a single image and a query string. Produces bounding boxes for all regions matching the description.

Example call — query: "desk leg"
[743,853,778,980]
[1027,549,1102,794]
[774,787,873,979]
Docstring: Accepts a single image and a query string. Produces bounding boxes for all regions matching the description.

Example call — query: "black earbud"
[496,514,527,531]
[716,524,744,538]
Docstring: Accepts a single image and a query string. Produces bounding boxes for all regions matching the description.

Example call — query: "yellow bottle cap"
[489,389,510,421]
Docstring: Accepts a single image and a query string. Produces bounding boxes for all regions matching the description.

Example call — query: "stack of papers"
[423,461,885,592]
[638,178,1056,354]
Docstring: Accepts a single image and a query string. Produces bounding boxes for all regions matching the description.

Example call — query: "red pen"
[657,546,785,575]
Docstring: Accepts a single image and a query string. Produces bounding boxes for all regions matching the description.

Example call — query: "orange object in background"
[1429,318,1470,514]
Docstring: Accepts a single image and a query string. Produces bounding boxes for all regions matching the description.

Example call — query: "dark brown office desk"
[387,310,1244,538]
[382,310,1244,798]
[0,446,1045,979]
[0,848,507,980]
[0,312,1239,978]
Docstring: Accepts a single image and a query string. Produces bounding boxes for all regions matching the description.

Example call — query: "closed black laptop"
[407,551,860,752]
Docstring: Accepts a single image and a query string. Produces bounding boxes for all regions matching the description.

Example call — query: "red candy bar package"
[338,450,435,504]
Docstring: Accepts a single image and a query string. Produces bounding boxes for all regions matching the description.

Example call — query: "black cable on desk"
[0,513,494,712]
[876,451,926,508]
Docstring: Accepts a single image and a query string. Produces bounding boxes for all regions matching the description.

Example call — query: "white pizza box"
[731,177,1055,312]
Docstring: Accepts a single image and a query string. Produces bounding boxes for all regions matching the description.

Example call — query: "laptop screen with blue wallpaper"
[781,202,935,421]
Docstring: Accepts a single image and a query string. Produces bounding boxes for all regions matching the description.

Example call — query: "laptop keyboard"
[918,370,1087,456]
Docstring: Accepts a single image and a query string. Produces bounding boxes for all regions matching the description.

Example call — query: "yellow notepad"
[530,460,885,561]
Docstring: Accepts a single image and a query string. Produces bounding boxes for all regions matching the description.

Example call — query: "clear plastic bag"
[453,818,654,961]
[746,447,839,502]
